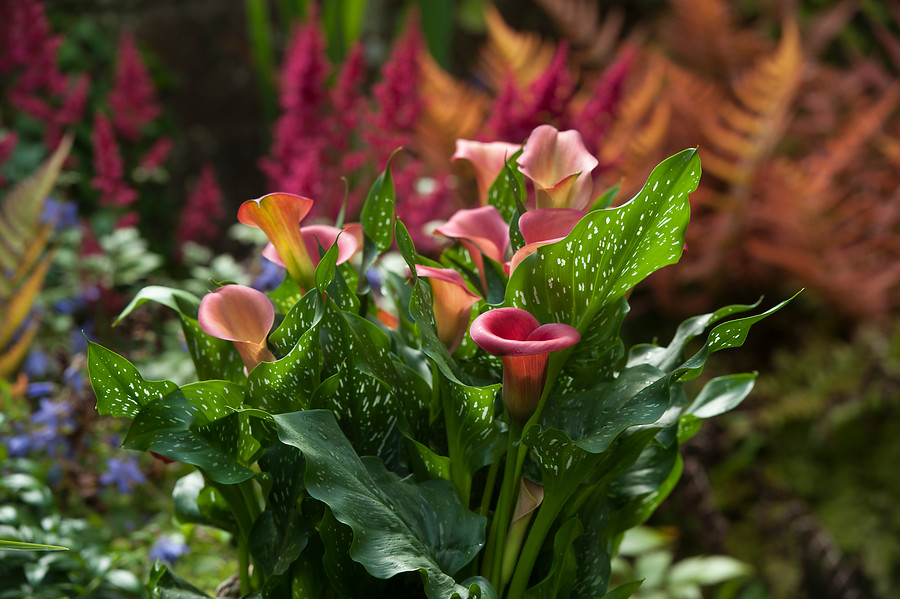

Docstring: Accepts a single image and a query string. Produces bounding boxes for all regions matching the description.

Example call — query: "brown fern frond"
[477,5,557,90]
[416,50,491,169]
[701,20,803,186]
[534,0,626,67]
[662,57,726,150]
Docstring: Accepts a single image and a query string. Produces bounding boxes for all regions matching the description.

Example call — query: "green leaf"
[146,561,211,598]
[361,155,396,253]
[246,327,321,413]
[87,340,178,418]
[273,410,488,599]
[178,314,245,383]
[405,437,451,482]
[600,580,643,599]
[610,453,684,533]
[686,373,757,418]
[507,149,700,330]
[591,184,620,211]
[487,149,525,223]
[320,507,385,598]
[123,387,255,484]
[0,539,67,551]
[113,285,200,325]
[524,517,583,599]
[442,375,505,480]
[668,556,752,586]
[315,240,340,293]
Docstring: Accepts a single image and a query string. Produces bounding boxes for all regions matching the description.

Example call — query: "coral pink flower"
[434,206,510,289]
[452,139,522,205]
[198,285,276,373]
[262,224,359,269]
[508,209,585,274]
[470,308,580,424]
[238,193,316,290]
[415,265,482,353]
[517,125,598,211]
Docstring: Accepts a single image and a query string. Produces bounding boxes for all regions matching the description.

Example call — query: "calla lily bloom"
[238,193,316,290]
[470,307,580,424]
[434,206,510,290]
[517,125,598,211]
[198,284,276,373]
[416,265,481,353]
[262,224,360,270]
[452,139,522,205]
[508,209,585,274]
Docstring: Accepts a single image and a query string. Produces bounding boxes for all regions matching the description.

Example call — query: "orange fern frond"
[0,135,71,378]
[476,5,557,90]
[661,0,759,75]
[416,50,491,169]
[701,20,803,186]
[534,0,627,67]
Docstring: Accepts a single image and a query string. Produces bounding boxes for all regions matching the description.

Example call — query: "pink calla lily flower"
[452,139,522,205]
[238,193,316,289]
[434,206,510,290]
[517,125,598,211]
[470,307,580,424]
[508,209,585,274]
[198,284,277,373]
[262,224,360,269]
[416,265,482,353]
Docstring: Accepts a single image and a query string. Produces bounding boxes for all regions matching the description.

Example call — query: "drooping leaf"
[172,471,236,533]
[273,410,489,599]
[600,580,643,599]
[686,372,757,418]
[113,285,201,325]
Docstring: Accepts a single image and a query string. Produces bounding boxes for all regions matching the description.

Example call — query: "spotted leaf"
[88,340,178,418]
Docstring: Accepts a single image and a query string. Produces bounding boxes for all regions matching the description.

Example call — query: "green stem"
[214,480,259,594]
[483,423,526,590]
[505,497,565,599]
[478,460,500,517]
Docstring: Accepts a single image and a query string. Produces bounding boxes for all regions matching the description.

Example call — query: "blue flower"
[31,399,73,429]
[41,198,80,231]
[251,257,286,292]
[99,456,146,494]
[26,381,56,399]
[6,434,34,457]
[148,535,189,564]
[22,349,52,379]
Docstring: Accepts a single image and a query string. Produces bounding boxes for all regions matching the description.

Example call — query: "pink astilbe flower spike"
[198,285,276,373]
[139,136,173,172]
[434,206,510,290]
[470,307,579,424]
[238,193,316,290]
[177,165,225,246]
[452,139,522,206]
[416,265,482,353]
[517,125,598,211]
[108,31,160,142]
[262,224,359,269]
[508,209,585,274]
[91,111,138,208]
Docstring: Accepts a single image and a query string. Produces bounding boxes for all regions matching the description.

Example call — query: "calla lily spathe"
[198,284,276,373]
[508,209,585,274]
[262,224,360,270]
[470,307,579,424]
[415,265,481,353]
[238,193,316,290]
[517,125,598,211]
[452,139,522,205]
[434,206,510,290]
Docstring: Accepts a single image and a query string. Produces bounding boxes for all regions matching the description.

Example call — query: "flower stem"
[505,496,565,599]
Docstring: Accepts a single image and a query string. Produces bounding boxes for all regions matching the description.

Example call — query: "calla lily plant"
[88,123,794,599]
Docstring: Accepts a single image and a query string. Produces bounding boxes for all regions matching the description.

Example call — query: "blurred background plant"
[3,0,900,596]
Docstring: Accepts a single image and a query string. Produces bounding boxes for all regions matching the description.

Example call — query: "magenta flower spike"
[434,206,510,289]
[262,224,359,269]
[238,193,316,289]
[198,285,276,373]
[517,125,599,211]
[470,308,580,424]
[452,139,522,205]
[508,209,585,274]
[416,265,482,353]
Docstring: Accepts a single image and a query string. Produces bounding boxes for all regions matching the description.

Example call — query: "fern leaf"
[701,21,803,185]
[477,5,557,89]
[535,0,626,67]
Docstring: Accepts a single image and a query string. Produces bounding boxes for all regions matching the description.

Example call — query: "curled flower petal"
[471,307,579,423]
[508,209,585,273]
[452,139,522,205]
[416,265,481,352]
[238,193,316,289]
[263,224,359,268]
[434,206,510,289]
[517,125,598,210]
[198,285,276,372]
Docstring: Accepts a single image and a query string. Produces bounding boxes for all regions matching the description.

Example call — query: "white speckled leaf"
[507,149,700,329]
[361,158,396,253]
[88,340,178,418]
[247,327,321,413]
